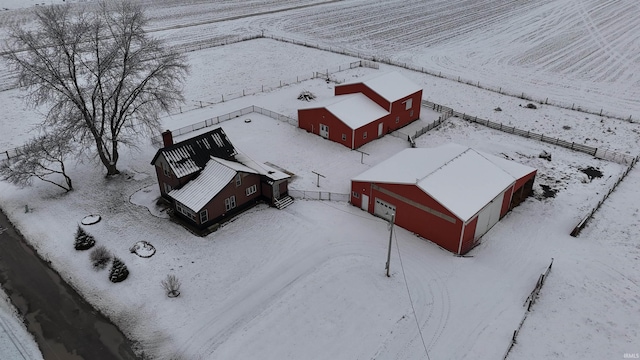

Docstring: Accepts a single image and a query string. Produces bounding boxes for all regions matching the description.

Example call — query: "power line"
[394,231,431,360]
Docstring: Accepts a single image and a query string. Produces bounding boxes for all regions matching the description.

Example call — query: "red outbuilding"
[350,143,537,255]
[298,71,422,149]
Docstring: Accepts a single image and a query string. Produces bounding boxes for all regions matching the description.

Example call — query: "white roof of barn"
[306,93,388,129]
[350,71,422,103]
[352,143,536,222]
[169,157,251,212]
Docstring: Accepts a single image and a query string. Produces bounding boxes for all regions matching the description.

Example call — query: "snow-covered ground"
[0,1,639,359]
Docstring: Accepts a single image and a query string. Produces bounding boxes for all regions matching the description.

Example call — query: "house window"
[175,202,196,221]
[163,183,172,194]
[352,191,360,199]
[199,209,208,223]
[404,98,413,110]
[235,174,242,187]
[342,133,346,141]
[162,163,170,177]
[225,196,237,211]
[363,132,367,139]
[246,184,257,196]
[395,116,400,124]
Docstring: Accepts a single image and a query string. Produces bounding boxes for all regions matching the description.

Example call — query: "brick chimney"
[161,130,173,147]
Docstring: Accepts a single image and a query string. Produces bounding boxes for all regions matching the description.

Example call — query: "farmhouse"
[350,143,537,255]
[151,128,292,231]
[298,71,422,149]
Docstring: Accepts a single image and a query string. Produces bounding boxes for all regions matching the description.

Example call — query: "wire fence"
[151,105,297,145]
[168,59,378,116]
[503,258,554,360]
[289,189,349,202]
[263,34,637,123]
[454,112,637,165]
[570,156,638,237]
[390,100,455,142]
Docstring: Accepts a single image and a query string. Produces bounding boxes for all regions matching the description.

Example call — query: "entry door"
[320,124,329,138]
[273,182,280,200]
[378,122,384,137]
[361,194,369,211]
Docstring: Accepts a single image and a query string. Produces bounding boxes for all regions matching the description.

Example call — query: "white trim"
[199,209,208,223]
[458,222,465,255]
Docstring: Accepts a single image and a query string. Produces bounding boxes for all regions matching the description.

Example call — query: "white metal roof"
[162,147,201,178]
[212,156,259,175]
[168,157,238,212]
[347,71,422,103]
[352,143,536,222]
[235,152,290,181]
[324,94,389,129]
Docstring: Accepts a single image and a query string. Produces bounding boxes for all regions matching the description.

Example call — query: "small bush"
[109,257,129,283]
[74,226,96,250]
[161,274,181,297]
[90,246,111,270]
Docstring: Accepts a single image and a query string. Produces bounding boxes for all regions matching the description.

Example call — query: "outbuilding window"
[342,133,346,141]
[395,116,400,124]
[363,132,367,139]
[404,98,413,110]
[352,191,360,198]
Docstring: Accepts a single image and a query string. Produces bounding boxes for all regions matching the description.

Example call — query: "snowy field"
[0,1,639,359]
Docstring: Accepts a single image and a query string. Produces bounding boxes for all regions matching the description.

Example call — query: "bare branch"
[3,0,189,176]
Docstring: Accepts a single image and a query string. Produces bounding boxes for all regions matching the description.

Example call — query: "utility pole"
[385,214,395,277]
[312,171,325,187]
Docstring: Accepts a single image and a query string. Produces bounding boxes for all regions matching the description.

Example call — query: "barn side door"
[320,124,329,139]
[361,194,369,212]
[474,191,506,239]
[378,122,384,137]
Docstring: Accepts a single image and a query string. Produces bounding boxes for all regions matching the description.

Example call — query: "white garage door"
[474,191,505,239]
[374,198,396,221]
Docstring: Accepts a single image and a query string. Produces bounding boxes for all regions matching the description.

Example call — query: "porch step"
[274,196,294,210]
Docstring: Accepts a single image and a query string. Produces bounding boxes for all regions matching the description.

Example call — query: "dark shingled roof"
[150,128,238,178]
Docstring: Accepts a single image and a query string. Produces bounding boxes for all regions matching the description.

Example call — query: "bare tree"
[3,1,189,175]
[0,132,73,192]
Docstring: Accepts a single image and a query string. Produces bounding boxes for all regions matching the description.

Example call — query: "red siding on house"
[199,172,262,225]
[153,154,196,197]
[335,83,390,110]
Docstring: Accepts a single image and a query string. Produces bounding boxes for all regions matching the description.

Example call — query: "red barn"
[298,71,422,149]
[350,143,536,255]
